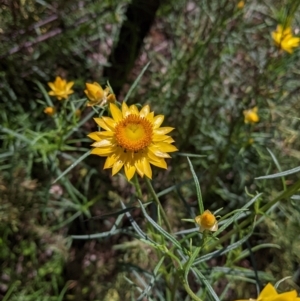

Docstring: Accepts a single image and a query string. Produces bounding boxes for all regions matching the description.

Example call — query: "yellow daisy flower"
[84,82,116,107]
[195,210,218,232]
[272,25,300,54]
[234,282,300,301]
[243,106,259,124]
[237,1,245,9]
[44,106,56,116]
[88,102,178,180]
[48,76,74,100]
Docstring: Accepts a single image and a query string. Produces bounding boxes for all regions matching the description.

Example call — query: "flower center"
[115,114,153,152]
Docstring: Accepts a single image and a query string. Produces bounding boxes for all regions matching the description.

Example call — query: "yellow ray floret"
[234,282,300,301]
[48,76,74,100]
[195,210,218,232]
[272,25,300,54]
[84,82,116,107]
[243,106,259,124]
[88,102,178,180]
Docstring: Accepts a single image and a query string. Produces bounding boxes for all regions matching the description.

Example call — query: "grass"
[1,0,300,300]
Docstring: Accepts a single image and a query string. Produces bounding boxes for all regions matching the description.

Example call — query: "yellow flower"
[272,25,300,54]
[88,102,177,180]
[237,1,245,9]
[234,282,300,301]
[243,106,259,124]
[44,106,56,116]
[84,82,116,107]
[195,210,218,232]
[48,76,74,100]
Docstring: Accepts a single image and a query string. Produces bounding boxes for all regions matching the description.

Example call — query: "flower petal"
[122,102,130,117]
[94,118,113,131]
[112,160,124,175]
[104,155,117,169]
[129,105,139,115]
[141,157,152,179]
[88,132,102,141]
[91,139,112,148]
[140,105,150,117]
[110,103,123,122]
[259,283,278,299]
[149,158,167,169]
[155,142,178,152]
[153,115,164,129]
[91,147,114,156]
[154,127,174,135]
[124,163,136,181]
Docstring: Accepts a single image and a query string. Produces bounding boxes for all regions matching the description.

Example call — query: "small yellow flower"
[48,76,74,100]
[243,106,259,124]
[272,25,300,54]
[234,282,300,301]
[237,1,245,9]
[44,106,56,116]
[84,82,116,107]
[88,102,177,181]
[195,210,218,232]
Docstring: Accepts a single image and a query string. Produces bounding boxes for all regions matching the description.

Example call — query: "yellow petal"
[66,81,74,90]
[122,101,130,117]
[152,134,171,142]
[135,160,145,177]
[87,132,101,141]
[274,290,297,300]
[91,147,114,156]
[139,105,150,117]
[155,142,178,152]
[96,131,114,138]
[124,163,136,181]
[112,160,124,175]
[48,82,56,90]
[163,137,175,143]
[102,116,117,129]
[94,118,112,131]
[104,156,117,169]
[141,157,152,179]
[110,103,123,122]
[259,283,278,299]
[148,146,171,158]
[149,158,167,169]
[129,105,139,115]
[154,127,174,135]
[91,139,112,148]
[153,115,164,129]
[146,112,154,123]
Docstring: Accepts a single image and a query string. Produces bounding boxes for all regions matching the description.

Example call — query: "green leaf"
[137,200,182,250]
[123,61,151,103]
[187,157,204,214]
[256,166,300,179]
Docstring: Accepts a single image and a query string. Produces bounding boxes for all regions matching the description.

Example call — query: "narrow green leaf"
[187,157,204,214]
[123,62,151,103]
[214,193,262,235]
[266,148,286,190]
[256,166,300,179]
[137,200,182,250]
[52,150,91,183]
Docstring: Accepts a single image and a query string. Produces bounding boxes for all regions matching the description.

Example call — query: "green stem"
[133,173,143,199]
[144,177,172,233]
[182,280,203,301]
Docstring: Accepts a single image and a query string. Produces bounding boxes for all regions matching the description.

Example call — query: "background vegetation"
[1,0,300,300]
